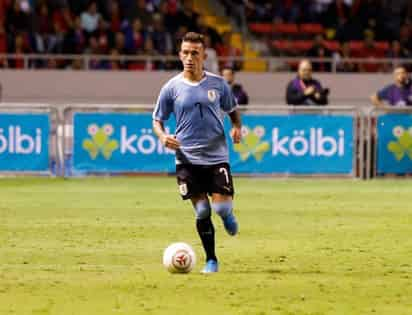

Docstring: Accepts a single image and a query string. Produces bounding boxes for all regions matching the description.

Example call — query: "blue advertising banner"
[377,114,412,174]
[0,113,50,171]
[73,113,176,172]
[73,112,354,174]
[228,114,354,174]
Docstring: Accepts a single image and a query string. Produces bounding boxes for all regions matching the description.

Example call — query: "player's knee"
[212,201,232,218]
[194,200,211,220]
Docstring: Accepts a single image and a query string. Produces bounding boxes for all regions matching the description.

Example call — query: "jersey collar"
[181,72,207,86]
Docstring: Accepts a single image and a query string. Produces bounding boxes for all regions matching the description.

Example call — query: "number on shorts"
[219,167,229,184]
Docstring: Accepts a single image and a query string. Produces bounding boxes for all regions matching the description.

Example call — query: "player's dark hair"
[182,32,205,48]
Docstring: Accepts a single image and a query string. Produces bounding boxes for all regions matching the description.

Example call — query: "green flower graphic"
[233,126,270,162]
[387,126,412,161]
[82,124,119,160]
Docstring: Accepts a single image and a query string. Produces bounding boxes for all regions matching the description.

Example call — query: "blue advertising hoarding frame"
[65,105,362,178]
[0,105,58,176]
[368,107,412,177]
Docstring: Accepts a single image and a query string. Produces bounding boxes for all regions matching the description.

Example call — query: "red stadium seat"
[272,40,291,51]
[349,41,364,53]
[292,40,313,52]
[375,41,389,52]
[300,24,324,35]
[273,23,299,35]
[248,23,272,34]
[323,41,340,51]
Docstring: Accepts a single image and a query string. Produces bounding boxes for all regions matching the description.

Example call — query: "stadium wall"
[0,70,392,106]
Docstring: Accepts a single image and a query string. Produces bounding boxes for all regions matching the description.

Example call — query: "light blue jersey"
[153,71,238,165]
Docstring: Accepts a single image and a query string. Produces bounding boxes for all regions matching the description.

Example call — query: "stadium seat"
[299,24,324,36]
[323,41,340,51]
[273,23,299,36]
[349,41,364,53]
[375,41,390,52]
[292,40,313,52]
[249,23,272,34]
[272,40,291,51]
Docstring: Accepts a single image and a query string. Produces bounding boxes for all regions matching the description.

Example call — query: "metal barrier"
[62,105,364,178]
[0,103,370,178]
[0,104,59,176]
[1,53,410,73]
[367,107,412,178]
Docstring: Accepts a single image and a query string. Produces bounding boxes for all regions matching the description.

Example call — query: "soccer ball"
[163,242,196,273]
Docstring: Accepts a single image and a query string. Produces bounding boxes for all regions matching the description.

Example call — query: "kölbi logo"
[0,126,42,154]
[387,126,412,161]
[82,123,174,159]
[83,124,119,160]
[234,125,345,161]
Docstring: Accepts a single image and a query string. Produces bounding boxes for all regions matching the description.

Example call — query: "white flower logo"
[88,124,98,136]
[103,124,114,136]
[253,126,265,137]
[241,126,249,137]
[393,126,405,138]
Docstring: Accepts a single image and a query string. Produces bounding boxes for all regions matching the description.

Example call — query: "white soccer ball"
[163,242,196,274]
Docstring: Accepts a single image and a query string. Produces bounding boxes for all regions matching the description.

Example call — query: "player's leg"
[190,194,218,273]
[176,164,218,273]
[210,163,238,236]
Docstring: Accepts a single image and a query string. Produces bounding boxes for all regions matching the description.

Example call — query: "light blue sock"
[212,201,233,219]
[193,199,211,220]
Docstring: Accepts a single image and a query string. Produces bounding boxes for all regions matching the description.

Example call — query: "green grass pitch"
[1,177,412,315]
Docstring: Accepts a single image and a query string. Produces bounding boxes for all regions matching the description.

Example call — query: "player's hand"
[304,86,316,96]
[161,135,180,150]
[231,127,242,144]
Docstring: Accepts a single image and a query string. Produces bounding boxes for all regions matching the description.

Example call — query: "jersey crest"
[207,89,217,102]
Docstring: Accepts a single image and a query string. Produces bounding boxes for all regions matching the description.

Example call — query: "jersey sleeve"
[376,85,390,101]
[220,80,238,113]
[152,84,173,121]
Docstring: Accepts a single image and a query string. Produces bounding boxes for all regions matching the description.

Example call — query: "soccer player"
[152,32,242,274]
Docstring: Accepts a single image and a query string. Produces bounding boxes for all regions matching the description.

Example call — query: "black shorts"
[176,163,234,200]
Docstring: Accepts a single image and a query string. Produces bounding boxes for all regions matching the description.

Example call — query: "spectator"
[62,16,86,54]
[52,4,74,33]
[222,67,249,105]
[80,1,100,34]
[286,59,329,105]
[306,35,332,72]
[194,15,222,48]
[9,32,31,69]
[370,66,412,107]
[158,0,177,34]
[216,31,242,71]
[355,35,385,73]
[124,18,145,54]
[126,0,152,27]
[107,0,122,32]
[35,2,52,36]
[203,34,218,74]
[334,42,357,72]
[175,0,198,31]
[0,22,8,68]
[6,0,32,34]
[151,13,172,55]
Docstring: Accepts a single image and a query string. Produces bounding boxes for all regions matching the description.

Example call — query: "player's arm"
[152,84,180,150]
[222,80,242,144]
[152,119,180,150]
[229,110,242,144]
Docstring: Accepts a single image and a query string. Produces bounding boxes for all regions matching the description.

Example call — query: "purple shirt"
[377,83,412,106]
